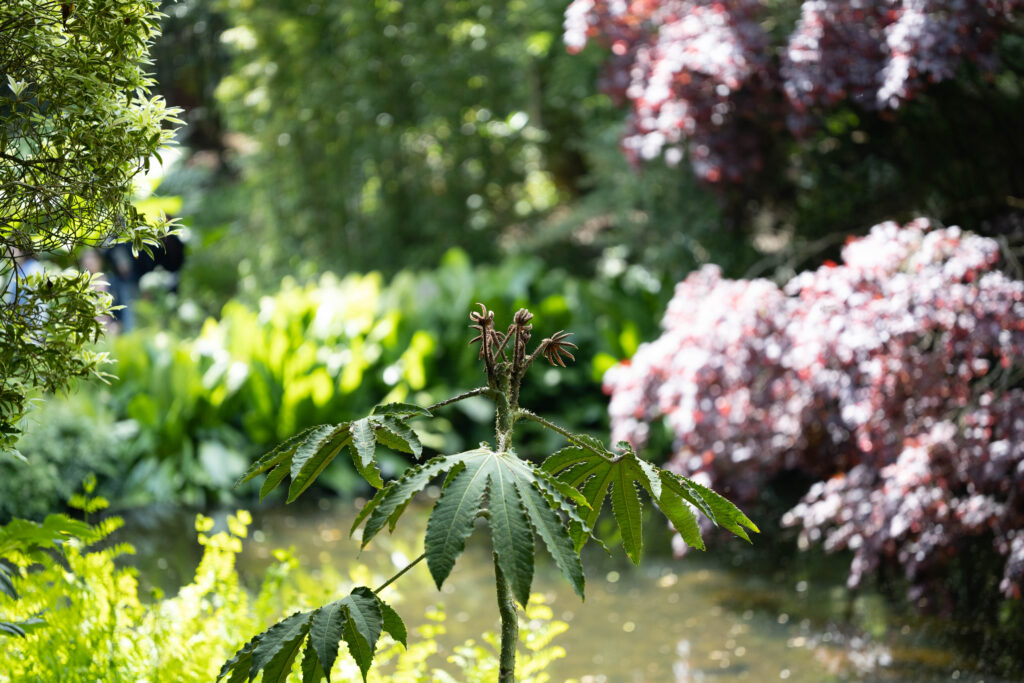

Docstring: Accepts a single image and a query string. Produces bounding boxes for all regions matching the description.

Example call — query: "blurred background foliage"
[5,0,1024,676]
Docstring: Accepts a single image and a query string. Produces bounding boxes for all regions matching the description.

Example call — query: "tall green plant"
[221,305,757,682]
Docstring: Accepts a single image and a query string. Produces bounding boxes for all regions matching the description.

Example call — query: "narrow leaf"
[217,633,258,682]
[310,601,347,679]
[250,611,313,682]
[350,418,383,489]
[541,445,592,475]
[372,402,432,417]
[678,475,758,540]
[260,463,290,501]
[377,599,407,647]
[301,640,326,683]
[288,425,351,502]
[340,587,383,681]
[359,455,454,547]
[373,416,423,459]
[516,479,585,599]
[235,425,322,487]
[487,463,535,606]
[656,488,705,551]
[611,467,644,565]
[425,455,490,589]
[0,565,17,600]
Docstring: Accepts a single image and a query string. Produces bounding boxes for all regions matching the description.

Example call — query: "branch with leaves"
[220,305,757,682]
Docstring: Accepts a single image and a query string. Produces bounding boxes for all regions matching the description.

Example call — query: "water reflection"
[113,500,1014,682]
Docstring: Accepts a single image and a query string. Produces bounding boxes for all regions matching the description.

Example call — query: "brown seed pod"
[542,330,577,367]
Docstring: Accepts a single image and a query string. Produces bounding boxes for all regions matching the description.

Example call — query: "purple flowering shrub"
[605,219,1024,601]
[564,0,1021,184]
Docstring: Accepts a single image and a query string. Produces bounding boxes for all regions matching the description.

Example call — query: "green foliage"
[0,0,182,449]
[214,0,613,273]
[227,305,755,681]
[542,438,759,564]
[0,396,126,521]
[1,491,569,681]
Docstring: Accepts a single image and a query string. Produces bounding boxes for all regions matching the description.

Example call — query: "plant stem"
[494,553,519,683]
[515,409,620,461]
[426,387,495,412]
[373,553,425,594]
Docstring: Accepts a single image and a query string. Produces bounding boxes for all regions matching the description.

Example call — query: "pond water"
[116,499,1010,683]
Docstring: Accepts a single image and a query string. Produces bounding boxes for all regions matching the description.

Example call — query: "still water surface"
[117,499,1008,683]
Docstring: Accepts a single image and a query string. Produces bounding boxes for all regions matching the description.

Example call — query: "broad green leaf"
[541,444,593,475]
[249,611,313,682]
[288,425,351,502]
[377,599,407,647]
[655,486,705,551]
[372,402,432,417]
[358,455,454,546]
[425,454,490,589]
[301,640,325,683]
[487,461,535,606]
[610,465,644,564]
[350,418,383,489]
[234,425,321,487]
[515,478,585,599]
[310,600,347,679]
[340,587,383,681]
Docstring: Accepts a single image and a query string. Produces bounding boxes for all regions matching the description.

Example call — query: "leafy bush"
[0,398,126,521]
[566,0,1024,251]
[605,220,1024,605]
[221,304,755,683]
[27,251,665,506]
[0,495,570,682]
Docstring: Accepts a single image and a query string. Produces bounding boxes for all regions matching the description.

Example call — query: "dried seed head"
[542,330,577,367]
[513,308,534,327]
[469,302,494,326]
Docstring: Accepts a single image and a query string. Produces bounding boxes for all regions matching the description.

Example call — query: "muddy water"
[118,500,1009,683]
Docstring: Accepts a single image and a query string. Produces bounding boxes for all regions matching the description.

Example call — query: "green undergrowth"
[0,491,570,682]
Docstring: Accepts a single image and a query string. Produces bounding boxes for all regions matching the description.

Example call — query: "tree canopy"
[1,0,180,452]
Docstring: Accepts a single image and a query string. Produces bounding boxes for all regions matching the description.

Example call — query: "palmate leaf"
[218,589,404,683]
[353,448,587,604]
[543,437,758,564]
[234,407,428,502]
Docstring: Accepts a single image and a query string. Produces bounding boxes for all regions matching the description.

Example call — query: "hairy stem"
[515,409,620,461]
[494,364,515,452]
[426,387,495,412]
[494,553,519,683]
[373,552,426,594]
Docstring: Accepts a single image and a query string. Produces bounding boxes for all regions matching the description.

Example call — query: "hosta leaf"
[310,600,347,679]
[235,425,322,487]
[515,478,585,599]
[289,425,351,502]
[372,402,432,417]
[425,453,490,589]
[350,418,383,489]
[610,465,644,564]
[373,416,422,459]
[301,640,325,683]
[357,455,455,547]
[487,461,535,606]
[377,599,407,647]
[250,611,313,682]
[340,587,383,681]
[655,486,705,551]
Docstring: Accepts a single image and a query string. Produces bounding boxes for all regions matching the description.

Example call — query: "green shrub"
[24,250,666,507]
[0,399,126,521]
[0,497,569,681]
